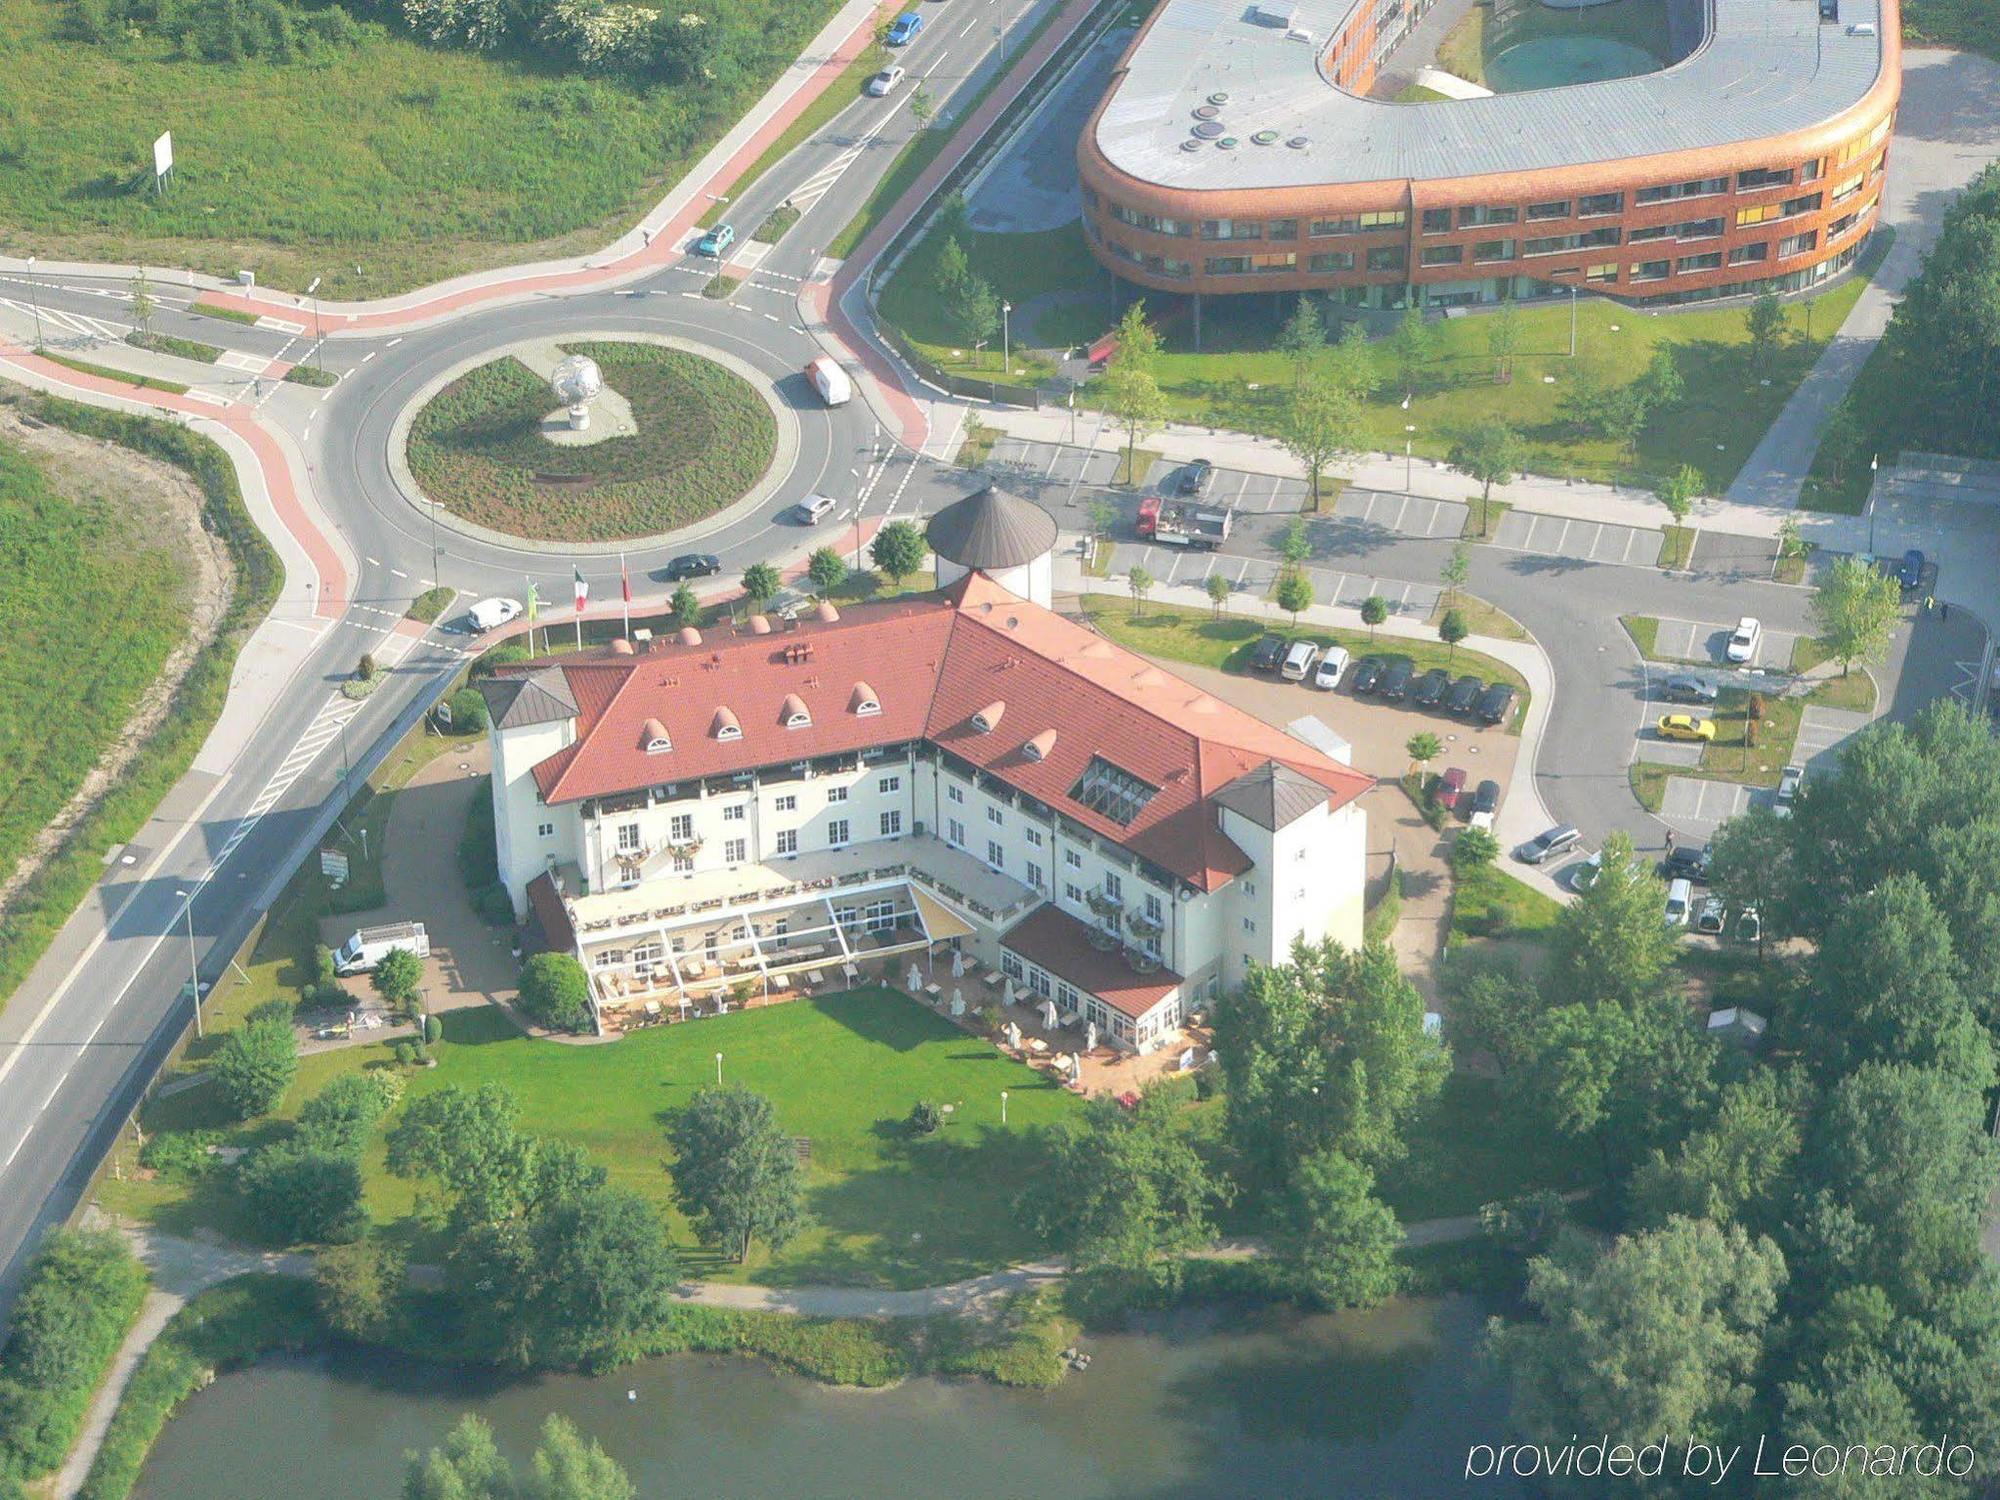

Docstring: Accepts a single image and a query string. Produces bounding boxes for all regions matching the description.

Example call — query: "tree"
[869,519,926,585]
[955,273,1000,354]
[1279,516,1312,566]
[1324,323,1377,401]
[1277,295,1325,387]
[1452,825,1499,870]
[1204,571,1231,620]
[1273,567,1313,628]
[1405,731,1441,777]
[372,946,425,1014]
[296,1072,400,1160]
[1640,344,1686,413]
[1629,1070,1804,1229]
[1359,594,1388,642]
[1438,607,1468,661]
[1488,1217,1786,1482]
[1438,542,1469,608]
[1126,565,1153,616]
[405,1414,513,1500]
[523,1189,679,1369]
[316,1237,405,1342]
[1021,1090,1221,1275]
[1485,299,1520,383]
[1388,304,1432,400]
[1653,462,1703,533]
[1281,1149,1402,1307]
[906,81,933,126]
[446,687,490,733]
[521,1414,637,1500]
[405,1414,634,1500]
[668,582,701,629]
[240,1142,367,1244]
[385,1083,599,1232]
[667,1086,807,1262]
[130,271,156,337]
[1280,373,1356,509]
[1706,804,1794,957]
[1448,420,1521,536]
[210,1013,298,1121]
[1809,553,1901,675]
[519,952,592,1033]
[806,546,847,596]
[1549,831,1677,1011]
[1746,291,1787,376]
[931,234,970,303]
[1102,301,1166,476]
[739,561,781,611]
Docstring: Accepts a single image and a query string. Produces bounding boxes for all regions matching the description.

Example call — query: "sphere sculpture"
[550,353,604,432]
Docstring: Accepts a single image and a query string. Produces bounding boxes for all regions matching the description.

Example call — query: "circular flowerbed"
[406,341,776,542]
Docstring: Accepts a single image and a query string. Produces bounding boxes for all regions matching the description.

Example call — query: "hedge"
[0,394,280,1015]
[77,1276,322,1500]
[0,1228,148,1478]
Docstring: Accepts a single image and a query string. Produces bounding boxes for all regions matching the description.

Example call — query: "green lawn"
[406,342,775,542]
[1449,861,1563,944]
[107,991,1081,1290]
[1437,0,1673,87]
[1078,595,1531,733]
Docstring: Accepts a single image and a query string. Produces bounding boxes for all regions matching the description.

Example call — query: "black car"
[1350,656,1386,694]
[663,553,722,581]
[1473,779,1501,817]
[1662,674,1719,705]
[1445,674,1484,715]
[1659,842,1712,885]
[1411,668,1452,708]
[1377,659,1414,701]
[1250,633,1288,673]
[1476,682,1517,726]
[1180,459,1215,496]
[1898,548,1927,593]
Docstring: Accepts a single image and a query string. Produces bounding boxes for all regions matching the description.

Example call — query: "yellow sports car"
[1657,714,1718,743]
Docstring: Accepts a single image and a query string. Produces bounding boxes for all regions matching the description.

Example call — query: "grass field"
[878,219,1113,375]
[104,990,1079,1289]
[1448,860,1563,945]
[1077,595,1532,733]
[406,342,774,542]
[0,0,844,297]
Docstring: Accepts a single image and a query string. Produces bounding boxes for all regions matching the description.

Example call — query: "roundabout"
[400,335,785,546]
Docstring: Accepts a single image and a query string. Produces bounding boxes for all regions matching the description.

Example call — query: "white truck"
[805,356,852,407]
[333,922,431,976]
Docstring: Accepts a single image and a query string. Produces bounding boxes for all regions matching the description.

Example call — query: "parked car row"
[1251,635,1516,725]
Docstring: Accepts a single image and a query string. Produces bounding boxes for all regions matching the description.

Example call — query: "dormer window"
[851,681,881,717]
[711,706,741,742]
[973,700,1005,734]
[781,693,812,730]
[640,717,671,755]
[1023,728,1056,762]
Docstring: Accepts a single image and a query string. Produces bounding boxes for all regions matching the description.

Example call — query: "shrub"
[283,363,340,389]
[519,951,592,1032]
[393,1040,417,1067]
[356,651,378,681]
[446,687,490,732]
[471,641,532,676]
[209,1014,298,1121]
[370,946,425,1010]
[473,883,517,926]
[315,1239,405,1343]
[458,780,498,891]
[0,1229,148,1478]
[406,585,454,624]
[423,1014,443,1045]
[239,1144,368,1245]
[310,942,338,988]
[1452,826,1500,870]
[908,1100,943,1135]
[137,1129,224,1182]
[295,1073,399,1159]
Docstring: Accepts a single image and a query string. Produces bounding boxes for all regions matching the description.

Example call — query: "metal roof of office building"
[1093,0,1889,191]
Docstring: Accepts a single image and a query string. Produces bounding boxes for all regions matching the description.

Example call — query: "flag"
[574,565,589,614]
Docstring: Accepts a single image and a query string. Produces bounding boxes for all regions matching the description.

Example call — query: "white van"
[1664,878,1693,927]
[1280,640,1320,681]
[334,922,430,975]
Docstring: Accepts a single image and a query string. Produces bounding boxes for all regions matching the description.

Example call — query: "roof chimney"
[610,637,634,655]
[816,601,840,623]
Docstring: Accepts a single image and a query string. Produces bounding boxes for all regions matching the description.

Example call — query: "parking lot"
[1657,776,1761,839]
[1647,615,1802,669]
[1326,486,1466,539]
[1488,509,1662,567]
[1684,530,1784,580]
[1119,542,1444,619]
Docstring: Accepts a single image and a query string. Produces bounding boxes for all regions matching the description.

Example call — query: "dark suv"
[1351,656,1386,694]
[1411,668,1452,708]
[1250,634,1288,673]
[1180,459,1215,496]
[1660,843,1712,884]
[1662,675,1719,705]
[1445,675,1484,715]
[1477,683,1517,726]
[1378,659,1414,701]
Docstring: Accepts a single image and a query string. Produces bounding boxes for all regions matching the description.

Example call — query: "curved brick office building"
[1077,0,1900,309]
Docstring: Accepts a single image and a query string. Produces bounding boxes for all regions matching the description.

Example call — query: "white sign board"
[319,849,349,882]
[152,131,173,179]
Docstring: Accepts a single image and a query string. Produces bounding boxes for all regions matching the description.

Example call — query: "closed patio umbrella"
[950,950,966,978]
[1003,1021,1022,1048]
[950,988,965,1017]
[906,962,923,993]
[1002,979,1017,1005]
[1085,1021,1098,1052]
[1041,999,1059,1031]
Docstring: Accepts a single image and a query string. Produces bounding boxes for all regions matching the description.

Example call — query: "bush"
[239,1144,368,1245]
[315,1239,405,1343]
[209,1014,298,1121]
[908,1100,943,1135]
[295,1073,399,1159]
[393,1040,417,1067]
[446,686,490,733]
[0,1229,148,1478]
[1452,826,1500,870]
[370,946,425,1010]
[473,882,517,927]
[406,585,454,624]
[283,363,340,389]
[356,652,378,681]
[423,1014,444,1045]
[471,641,532,676]
[137,1129,224,1182]
[519,951,592,1032]
[310,942,338,989]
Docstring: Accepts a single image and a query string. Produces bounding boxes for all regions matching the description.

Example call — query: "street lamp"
[1403,423,1417,495]
[715,1051,723,1086]
[1001,1089,1009,1125]
[1867,453,1879,553]
[1002,301,1013,375]
[305,276,324,371]
[25,255,43,349]
[172,890,203,1039]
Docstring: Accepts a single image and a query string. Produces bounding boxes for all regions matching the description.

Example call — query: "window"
[1242,916,1257,933]
[774,794,797,813]
[1243,881,1256,897]
[669,813,693,841]
[724,837,746,863]
[774,829,797,855]
[672,852,694,873]
[1636,176,1727,205]
[880,810,902,837]
[1472,239,1515,263]
[1633,259,1671,282]
[1631,217,1723,243]
[1308,250,1355,272]
[1728,243,1770,266]
[1103,871,1123,902]
[1421,208,1453,234]
[1359,210,1406,230]
[1801,158,1825,182]
[947,817,966,846]
[987,805,1004,826]
[1028,968,1052,998]
[1065,848,1082,869]
[1736,202,1782,228]
[1584,262,1619,283]
[1058,982,1079,1010]
[878,775,901,794]
[1027,861,1044,889]
[1457,205,1517,227]
[1203,256,1251,276]
[1365,246,1406,273]
[1419,244,1462,267]
[1200,219,1263,241]
[1002,953,1024,980]
[947,784,965,804]
[1269,219,1299,241]
[1736,166,1794,191]
[828,819,850,846]
[1831,174,1864,205]
[1777,230,1819,257]
[1829,208,1865,240]
[1144,893,1163,924]
[1025,826,1043,847]
[1064,881,1084,903]
[1526,200,1571,221]
[1675,251,1723,274]
[537,822,554,837]
[1106,203,1189,236]
[722,803,745,822]
[986,840,1005,869]
[827,785,848,803]
[617,822,641,852]
[1522,227,1620,257]
[1578,191,1623,216]
[1248,251,1297,275]
[1069,757,1159,826]
[1781,192,1824,218]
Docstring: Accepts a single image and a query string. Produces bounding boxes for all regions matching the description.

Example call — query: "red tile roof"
[497,575,1372,891]
[1000,902,1182,1021]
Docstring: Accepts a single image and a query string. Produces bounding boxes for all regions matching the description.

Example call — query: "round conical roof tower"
[925,485,1060,607]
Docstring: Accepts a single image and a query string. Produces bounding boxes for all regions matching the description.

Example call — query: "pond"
[134,1297,1520,1499]
[1485,37,1661,92]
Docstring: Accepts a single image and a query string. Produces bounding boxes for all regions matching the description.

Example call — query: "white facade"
[934,550,1053,610]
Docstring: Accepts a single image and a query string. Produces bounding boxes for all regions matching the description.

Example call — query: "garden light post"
[1404,423,1416,494]
[25,256,43,348]
[173,890,203,1039]
[1867,453,1879,553]
[1001,1089,1009,1125]
[1569,283,1578,358]
[716,1051,723,1086]
[306,276,324,371]
[1002,301,1012,375]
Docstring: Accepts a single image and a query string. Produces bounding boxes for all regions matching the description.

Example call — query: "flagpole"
[620,552,631,639]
